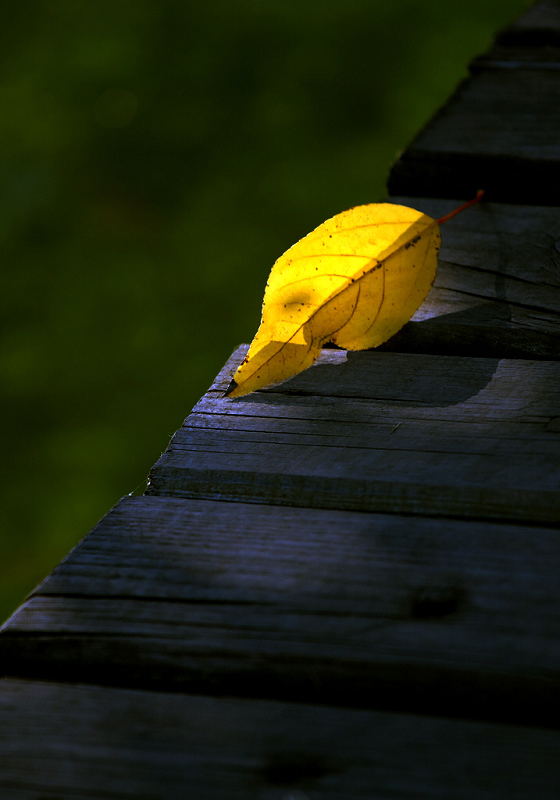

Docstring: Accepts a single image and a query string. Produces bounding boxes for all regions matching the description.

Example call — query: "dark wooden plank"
[386,198,560,359]
[471,45,560,71]
[469,1,560,69]
[387,66,560,204]
[2,678,560,800]
[2,496,560,726]
[390,2,560,202]
[145,347,560,523]
[496,0,560,46]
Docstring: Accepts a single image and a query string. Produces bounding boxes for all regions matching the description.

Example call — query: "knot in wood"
[410,585,465,620]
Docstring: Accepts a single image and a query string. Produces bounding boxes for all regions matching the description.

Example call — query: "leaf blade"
[227,203,440,398]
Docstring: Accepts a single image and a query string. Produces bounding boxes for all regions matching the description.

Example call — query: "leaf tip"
[224,378,238,398]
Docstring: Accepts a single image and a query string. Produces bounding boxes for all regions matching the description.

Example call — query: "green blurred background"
[1,0,529,622]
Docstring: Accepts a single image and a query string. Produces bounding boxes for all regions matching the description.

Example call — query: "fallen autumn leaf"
[226,191,484,398]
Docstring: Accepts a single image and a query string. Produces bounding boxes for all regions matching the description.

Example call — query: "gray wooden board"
[145,347,560,523]
[2,495,560,726]
[1,678,560,800]
[385,198,560,359]
[387,67,560,204]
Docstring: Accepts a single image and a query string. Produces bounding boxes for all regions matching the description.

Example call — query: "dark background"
[0,0,529,622]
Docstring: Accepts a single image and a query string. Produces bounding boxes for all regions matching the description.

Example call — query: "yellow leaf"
[227,192,483,398]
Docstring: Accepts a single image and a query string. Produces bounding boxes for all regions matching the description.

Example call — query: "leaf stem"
[437,189,484,226]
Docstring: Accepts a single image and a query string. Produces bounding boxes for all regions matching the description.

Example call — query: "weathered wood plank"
[389,1,560,201]
[387,67,560,204]
[496,0,560,46]
[470,2,560,69]
[385,198,560,359]
[2,678,559,800]
[2,496,560,726]
[145,348,560,523]
[471,45,560,71]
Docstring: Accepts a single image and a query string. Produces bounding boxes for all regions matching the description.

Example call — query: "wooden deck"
[2,2,560,797]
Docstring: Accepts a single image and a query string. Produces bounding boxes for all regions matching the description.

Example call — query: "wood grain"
[2,495,560,726]
[2,6,560,797]
[145,347,560,523]
[384,198,560,359]
[2,678,559,800]
[387,67,560,204]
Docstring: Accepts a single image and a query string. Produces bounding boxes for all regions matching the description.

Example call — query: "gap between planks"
[2,495,560,729]
[1,677,560,800]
